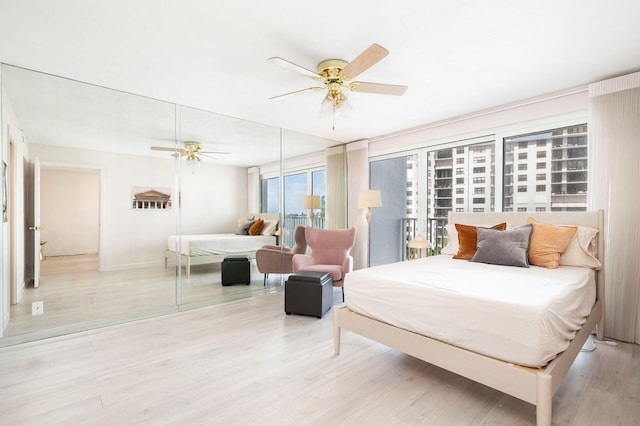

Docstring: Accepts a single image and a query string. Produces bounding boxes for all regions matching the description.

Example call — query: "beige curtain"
[347,140,370,270]
[325,146,347,229]
[247,167,260,214]
[589,71,640,343]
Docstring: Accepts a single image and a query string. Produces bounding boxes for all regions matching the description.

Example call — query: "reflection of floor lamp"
[302,195,321,227]
[408,234,432,259]
[358,190,382,267]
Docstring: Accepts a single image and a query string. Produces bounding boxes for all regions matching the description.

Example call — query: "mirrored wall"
[0,64,339,346]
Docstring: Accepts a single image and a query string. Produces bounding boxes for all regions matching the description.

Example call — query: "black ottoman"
[285,271,333,318]
[221,256,251,286]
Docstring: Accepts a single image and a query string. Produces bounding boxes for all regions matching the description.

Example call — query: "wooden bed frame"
[165,213,280,278]
[334,211,605,426]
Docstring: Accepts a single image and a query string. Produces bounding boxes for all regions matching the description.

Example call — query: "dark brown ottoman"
[285,271,333,318]
[221,255,251,286]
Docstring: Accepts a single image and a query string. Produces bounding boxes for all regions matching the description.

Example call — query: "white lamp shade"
[408,234,432,249]
[358,190,382,209]
[302,195,321,210]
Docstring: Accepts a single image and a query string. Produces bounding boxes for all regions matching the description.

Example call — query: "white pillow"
[261,219,278,236]
[559,226,601,269]
[441,224,459,255]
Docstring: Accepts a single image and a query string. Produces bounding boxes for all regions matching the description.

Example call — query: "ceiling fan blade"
[150,146,179,152]
[200,153,221,160]
[350,81,408,96]
[340,43,389,80]
[269,86,325,100]
[267,57,321,79]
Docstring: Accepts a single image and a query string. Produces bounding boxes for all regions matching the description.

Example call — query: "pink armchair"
[292,227,356,300]
[256,225,307,285]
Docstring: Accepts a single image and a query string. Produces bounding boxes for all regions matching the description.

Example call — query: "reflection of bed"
[165,214,278,278]
[334,211,604,426]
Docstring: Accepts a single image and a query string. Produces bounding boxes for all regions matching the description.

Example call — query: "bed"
[165,213,279,278]
[334,211,605,426]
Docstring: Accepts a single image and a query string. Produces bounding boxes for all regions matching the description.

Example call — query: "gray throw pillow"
[470,224,533,268]
[235,220,255,235]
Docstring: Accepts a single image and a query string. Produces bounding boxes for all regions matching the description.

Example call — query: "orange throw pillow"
[527,218,577,268]
[453,222,507,259]
[248,219,264,236]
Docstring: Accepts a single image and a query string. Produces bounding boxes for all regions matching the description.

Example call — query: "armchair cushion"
[292,227,356,285]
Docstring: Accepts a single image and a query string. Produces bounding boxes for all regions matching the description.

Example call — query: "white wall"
[40,168,100,256]
[1,81,28,336]
[29,143,248,271]
[368,89,589,156]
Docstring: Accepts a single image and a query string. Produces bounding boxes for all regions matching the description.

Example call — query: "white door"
[27,158,41,288]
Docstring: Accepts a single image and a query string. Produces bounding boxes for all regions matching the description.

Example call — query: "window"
[261,176,280,213]
[473,197,485,204]
[517,207,527,212]
[536,207,546,212]
[427,140,494,222]
[504,124,588,212]
[473,207,485,212]
[518,175,527,182]
[474,187,485,194]
[518,164,527,171]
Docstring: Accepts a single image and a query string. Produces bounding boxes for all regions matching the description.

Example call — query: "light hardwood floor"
[2,254,285,347]
[0,289,638,425]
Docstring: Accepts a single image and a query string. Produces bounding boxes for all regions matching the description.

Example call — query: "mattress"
[167,234,276,256]
[344,255,596,367]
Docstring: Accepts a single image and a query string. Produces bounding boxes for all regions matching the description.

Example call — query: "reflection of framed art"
[2,161,7,222]
[131,186,173,210]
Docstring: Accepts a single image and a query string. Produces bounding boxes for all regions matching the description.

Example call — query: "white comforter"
[167,234,276,256]
[344,255,596,367]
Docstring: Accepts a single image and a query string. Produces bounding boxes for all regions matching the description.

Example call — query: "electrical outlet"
[87,293,97,307]
[32,301,44,316]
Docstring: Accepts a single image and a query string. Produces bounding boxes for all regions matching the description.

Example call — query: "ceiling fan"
[150,141,229,162]
[268,43,408,113]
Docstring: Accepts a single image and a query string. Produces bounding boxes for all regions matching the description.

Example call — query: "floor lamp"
[302,195,321,227]
[358,190,382,266]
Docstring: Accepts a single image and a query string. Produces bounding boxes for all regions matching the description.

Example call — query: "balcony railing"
[280,214,325,247]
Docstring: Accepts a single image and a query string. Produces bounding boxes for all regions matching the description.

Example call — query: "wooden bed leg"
[334,310,341,356]
[536,372,553,426]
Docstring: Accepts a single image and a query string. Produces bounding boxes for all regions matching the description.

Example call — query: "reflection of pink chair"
[256,226,307,285]
[292,227,356,300]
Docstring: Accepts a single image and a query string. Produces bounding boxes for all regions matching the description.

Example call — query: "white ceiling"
[1,1,639,165]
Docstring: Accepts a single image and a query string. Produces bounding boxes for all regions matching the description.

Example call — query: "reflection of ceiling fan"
[268,43,407,111]
[150,141,229,162]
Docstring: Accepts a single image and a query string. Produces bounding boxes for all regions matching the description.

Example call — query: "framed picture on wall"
[131,186,173,210]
